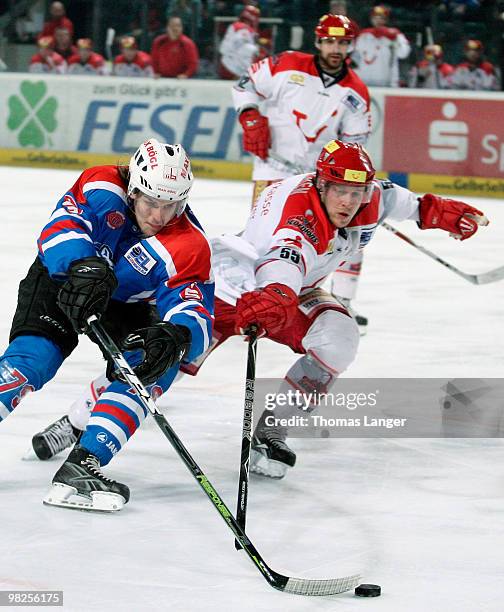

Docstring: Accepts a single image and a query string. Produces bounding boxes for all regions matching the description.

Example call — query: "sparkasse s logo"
[428,102,468,162]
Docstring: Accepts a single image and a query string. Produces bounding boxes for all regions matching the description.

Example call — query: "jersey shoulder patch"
[124,243,157,276]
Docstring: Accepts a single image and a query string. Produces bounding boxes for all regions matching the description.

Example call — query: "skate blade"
[43,483,125,513]
[250,449,288,479]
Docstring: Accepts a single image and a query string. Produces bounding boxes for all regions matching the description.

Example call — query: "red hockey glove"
[239,109,271,160]
[418,193,489,241]
[235,283,298,337]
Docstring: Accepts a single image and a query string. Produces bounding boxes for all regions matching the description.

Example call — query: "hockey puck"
[355,584,381,597]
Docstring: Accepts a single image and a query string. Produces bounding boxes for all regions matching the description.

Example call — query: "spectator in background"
[438,0,481,20]
[408,44,454,89]
[53,26,77,61]
[39,1,74,40]
[329,0,348,14]
[67,39,107,75]
[353,5,410,87]
[219,4,260,79]
[452,39,501,90]
[113,35,154,77]
[151,15,199,78]
[166,0,202,41]
[29,36,66,74]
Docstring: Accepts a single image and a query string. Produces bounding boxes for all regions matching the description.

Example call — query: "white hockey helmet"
[128,138,193,214]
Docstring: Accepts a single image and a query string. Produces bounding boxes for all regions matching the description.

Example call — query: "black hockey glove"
[57,256,118,333]
[111,322,191,386]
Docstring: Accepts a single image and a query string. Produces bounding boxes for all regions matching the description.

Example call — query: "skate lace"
[43,418,77,456]
[261,427,286,445]
[82,456,113,483]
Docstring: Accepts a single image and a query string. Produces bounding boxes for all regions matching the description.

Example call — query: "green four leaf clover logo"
[7,81,58,147]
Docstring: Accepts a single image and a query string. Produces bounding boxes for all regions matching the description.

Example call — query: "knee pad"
[301,309,359,374]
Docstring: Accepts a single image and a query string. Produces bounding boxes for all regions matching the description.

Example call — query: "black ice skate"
[32,415,82,460]
[251,417,296,479]
[43,446,129,512]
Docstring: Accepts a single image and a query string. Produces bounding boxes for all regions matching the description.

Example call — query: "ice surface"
[1,167,503,611]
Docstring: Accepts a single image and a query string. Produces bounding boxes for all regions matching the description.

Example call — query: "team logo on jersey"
[94,243,113,266]
[286,215,319,245]
[180,282,203,301]
[359,229,375,247]
[125,244,156,275]
[62,194,82,215]
[96,432,108,443]
[289,73,305,85]
[342,92,365,113]
[106,210,125,229]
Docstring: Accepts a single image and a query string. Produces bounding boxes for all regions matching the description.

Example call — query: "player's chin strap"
[381,222,504,285]
[86,316,361,596]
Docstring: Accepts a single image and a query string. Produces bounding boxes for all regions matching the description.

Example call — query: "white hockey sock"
[68,373,110,431]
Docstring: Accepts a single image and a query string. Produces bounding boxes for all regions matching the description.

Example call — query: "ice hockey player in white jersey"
[353,5,411,87]
[452,39,501,91]
[234,13,370,201]
[34,140,489,480]
[218,4,260,80]
[233,13,371,324]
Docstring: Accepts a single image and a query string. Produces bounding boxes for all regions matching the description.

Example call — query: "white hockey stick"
[382,222,504,285]
[267,152,307,174]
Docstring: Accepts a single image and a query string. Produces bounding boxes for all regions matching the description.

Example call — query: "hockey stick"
[87,317,361,596]
[268,152,306,175]
[235,330,257,550]
[105,27,115,62]
[381,221,504,285]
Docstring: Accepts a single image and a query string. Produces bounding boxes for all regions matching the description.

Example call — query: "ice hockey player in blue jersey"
[0,138,214,512]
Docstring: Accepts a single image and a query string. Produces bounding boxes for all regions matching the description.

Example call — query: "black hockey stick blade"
[88,318,361,596]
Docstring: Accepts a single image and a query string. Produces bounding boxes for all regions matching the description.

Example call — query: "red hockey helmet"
[465,39,483,53]
[77,38,93,50]
[370,5,391,19]
[120,35,138,49]
[240,5,260,28]
[315,14,357,40]
[424,44,443,61]
[38,36,54,49]
[316,140,375,202]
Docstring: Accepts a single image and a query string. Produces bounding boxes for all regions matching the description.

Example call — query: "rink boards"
[1,73,504,197]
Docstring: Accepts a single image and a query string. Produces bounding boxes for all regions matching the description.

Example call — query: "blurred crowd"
[1,0,502,90]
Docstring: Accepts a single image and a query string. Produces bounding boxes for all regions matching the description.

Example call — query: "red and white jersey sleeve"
[29,52,66,74]
[67,52,107,75]
[452,61,500,91]
[408,60,454,89]
[212,176,420,304]
[232,51,371,181]
[219,22,258,77]
[113,52,154,78]
[354,27,411,87]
